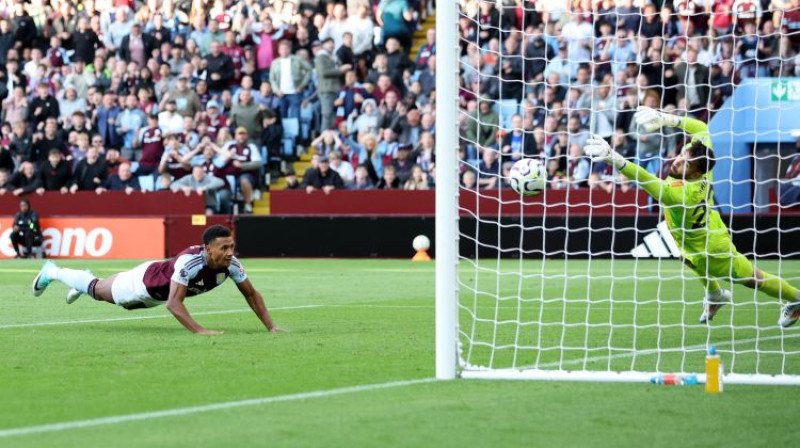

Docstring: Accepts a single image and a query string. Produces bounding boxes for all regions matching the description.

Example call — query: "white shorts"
[111,261,163,309]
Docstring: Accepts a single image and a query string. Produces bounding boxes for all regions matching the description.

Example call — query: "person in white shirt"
[329,150,354,186]
[158,99,184,135]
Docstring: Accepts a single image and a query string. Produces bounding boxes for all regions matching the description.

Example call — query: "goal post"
[435,1,800,385]
[435,0,459,380]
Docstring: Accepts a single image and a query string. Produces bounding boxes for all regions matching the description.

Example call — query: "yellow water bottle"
[705,346,723,394]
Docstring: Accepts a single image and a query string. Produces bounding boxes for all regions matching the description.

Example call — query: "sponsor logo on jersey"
[670,181,684,187]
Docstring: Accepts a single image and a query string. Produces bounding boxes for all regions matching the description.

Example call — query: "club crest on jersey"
[216,273,226,284]
[179,269,188,279]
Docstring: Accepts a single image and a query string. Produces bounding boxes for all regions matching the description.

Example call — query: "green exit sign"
[771,80,800,101]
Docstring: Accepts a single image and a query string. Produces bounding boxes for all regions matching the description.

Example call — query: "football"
[509,158,546,196]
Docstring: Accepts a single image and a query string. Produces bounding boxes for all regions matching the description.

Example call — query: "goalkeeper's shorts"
[684,252,755,284]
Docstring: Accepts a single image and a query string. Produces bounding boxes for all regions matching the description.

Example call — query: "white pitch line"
[0,378,437,438]
[0,305,323,329]
[531,333,800,370]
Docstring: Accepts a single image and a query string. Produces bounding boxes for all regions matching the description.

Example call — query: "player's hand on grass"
[196,329,224,335]
[269,327,289,333]
[585,134,627,169]
[634,106,680,132]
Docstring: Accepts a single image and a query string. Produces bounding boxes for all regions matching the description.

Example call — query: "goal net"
[436,0,800,385]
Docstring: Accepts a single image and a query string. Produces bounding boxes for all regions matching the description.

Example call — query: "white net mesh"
[454,0,800,382]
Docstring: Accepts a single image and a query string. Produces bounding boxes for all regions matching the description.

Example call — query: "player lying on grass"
[584,106,800,328]
[31,225,287,335]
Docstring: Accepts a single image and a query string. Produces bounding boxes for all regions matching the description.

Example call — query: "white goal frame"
[434,0,800,386]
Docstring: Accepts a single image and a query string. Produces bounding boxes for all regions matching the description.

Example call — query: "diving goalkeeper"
[584,107,800,328]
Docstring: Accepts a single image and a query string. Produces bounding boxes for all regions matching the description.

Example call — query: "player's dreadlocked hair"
[203,225,232,245]
[684,140,716,175]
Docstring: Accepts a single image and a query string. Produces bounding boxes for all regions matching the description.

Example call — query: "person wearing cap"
[315,38,344,130]
[303,154,345,194]
[203,100,228,141]
[543,42,573,85]
[160,75,202,118]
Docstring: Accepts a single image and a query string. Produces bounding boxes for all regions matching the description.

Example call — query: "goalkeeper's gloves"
[633,106,681,132]
[584,134,627,170]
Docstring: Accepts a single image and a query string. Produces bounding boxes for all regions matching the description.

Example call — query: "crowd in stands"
[1,0,800,214]
[458,0,800,194]
[0,0,435,214]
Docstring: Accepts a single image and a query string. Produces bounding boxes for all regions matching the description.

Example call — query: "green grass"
[0,258,799,447]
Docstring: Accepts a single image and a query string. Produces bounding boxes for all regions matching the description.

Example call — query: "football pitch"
[1,258,799,447]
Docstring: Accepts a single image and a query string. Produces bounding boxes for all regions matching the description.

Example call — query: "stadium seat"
[282,118,300,159]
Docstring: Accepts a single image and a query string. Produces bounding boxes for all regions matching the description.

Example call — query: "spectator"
[117,94,147,152]
[170,164,228,215]
[779,149,800,206]
[59,86,87,124]
[71,17,103,66]
[98,162,141,195]
[335,70,369,126]
[284,168,302,190]
[28,83,60,132]
[10,199,42,259]
[378,0,414,50]
[316,38,346,130]
[0,19,14,66]
[329,151,354,186]
[304,155,345,194]
[104,7,135,54]
[95,93,122,150]
[270,40,313,122]
[348,98,380,136]
[230,89,264,141]
[32,118,69,163]
[224,127,263,213]
[629,92,665,175]
[37,149,71,194]
[348,4,376,77]
[162,75,202,118]
[135,114,165,176]
[0,169,11,194]
[376,164,401,189]
[10,162,42,196]
[500,115,537,159]
[205,41,235,94]
[404,165,430,190]
[674,47,710,117]
[351,164,375,190]
[70,147,108,193]
[105,148,131,177]
[566,144,590,188]
[319,3,349,49]
[9,122,32,164]
[158,99,184,135]
[0,138,13,173]
[466,100,500,149]
[477,149,500,189]
[3,86,28,124]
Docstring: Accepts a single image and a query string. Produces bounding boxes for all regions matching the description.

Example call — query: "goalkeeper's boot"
[65,270,92,304]
[32,260,57,297]
[699,289,732,324]
[779,302,800,328]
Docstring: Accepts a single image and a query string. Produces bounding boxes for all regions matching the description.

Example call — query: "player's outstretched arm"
[166,281,223,335]
[635,106,712,148]
[585,135,681,205]
[236,278,288,333]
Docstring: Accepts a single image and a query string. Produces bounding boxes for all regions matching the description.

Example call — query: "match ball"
[509,158,546,196]
[413,235,431,251]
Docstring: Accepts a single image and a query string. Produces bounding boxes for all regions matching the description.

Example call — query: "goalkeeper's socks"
[46,267,97,296]
[758,273,799,302]
[705,280,723,294]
